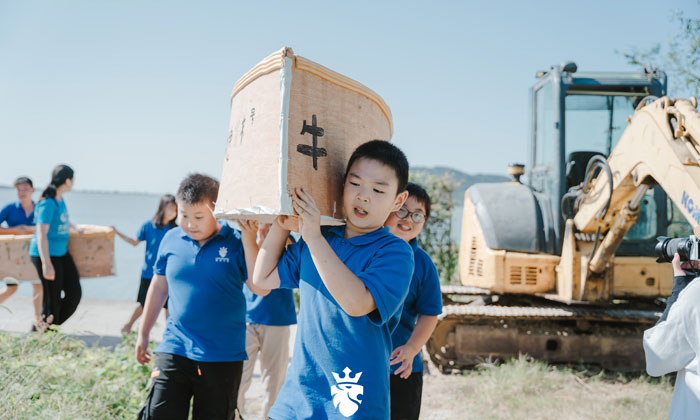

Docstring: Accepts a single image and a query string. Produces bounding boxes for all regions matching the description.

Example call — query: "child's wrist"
[241,231,256,241]
[404,342,420,356]
[304,229,324,245]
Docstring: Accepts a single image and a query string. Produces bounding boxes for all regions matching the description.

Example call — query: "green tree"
[409,171,459,285]
[621,2,700,97]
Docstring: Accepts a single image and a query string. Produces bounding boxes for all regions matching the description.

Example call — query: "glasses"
[395,207,426,224]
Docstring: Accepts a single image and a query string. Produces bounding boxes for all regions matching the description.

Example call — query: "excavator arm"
[571,97,700,274]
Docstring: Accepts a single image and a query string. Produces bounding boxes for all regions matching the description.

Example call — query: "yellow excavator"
[427,62,700,371]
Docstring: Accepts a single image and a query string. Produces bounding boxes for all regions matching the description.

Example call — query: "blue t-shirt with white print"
[136,220,175,279]
[29,198,70,257]
[153,225,248,362]
[390,239,443,374]
[269,225,413,420]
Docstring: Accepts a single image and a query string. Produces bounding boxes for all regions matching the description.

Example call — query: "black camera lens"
[655,236,692,263]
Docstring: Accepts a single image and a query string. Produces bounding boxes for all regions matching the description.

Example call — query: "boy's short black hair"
[176,173,219,205]
[13,176,32,188]
[344,140,409,194]
[406,182,431,220]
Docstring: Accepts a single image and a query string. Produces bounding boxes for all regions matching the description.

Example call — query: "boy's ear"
[391,190,409,212]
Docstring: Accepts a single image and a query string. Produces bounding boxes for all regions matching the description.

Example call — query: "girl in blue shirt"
[29,165,81,330]
[384,182,443,420]
[113,194,177,334]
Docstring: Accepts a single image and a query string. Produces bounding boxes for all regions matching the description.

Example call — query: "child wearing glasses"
[384,182,443,420]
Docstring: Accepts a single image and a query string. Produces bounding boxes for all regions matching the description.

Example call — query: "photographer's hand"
[672,253,686,276]
[658,253,698,324]
[672,253,700,276]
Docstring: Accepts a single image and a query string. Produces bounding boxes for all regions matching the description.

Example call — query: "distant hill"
[412,166,510,202]
[2,168,510,202]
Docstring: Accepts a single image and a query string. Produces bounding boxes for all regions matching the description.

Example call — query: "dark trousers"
[30,254,81,325]
[390,372,423,420]
[137,277,167,309]
[138,353,243,420]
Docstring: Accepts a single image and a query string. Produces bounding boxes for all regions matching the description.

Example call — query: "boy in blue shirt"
[0,176,35,234]
[384,182,443,420]
[135,174,269,420]
[238,223,297,419]
[253,140,414,420]
[0,176,42,327]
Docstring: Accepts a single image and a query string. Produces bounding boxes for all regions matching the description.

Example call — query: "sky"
[0,0,698,194]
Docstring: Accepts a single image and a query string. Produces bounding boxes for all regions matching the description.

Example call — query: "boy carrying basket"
[253,140,414,419]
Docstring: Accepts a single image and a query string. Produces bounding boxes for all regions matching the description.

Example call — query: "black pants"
[138,353,243,420]
[390,372,423,420]
[137,277,168,309]
[31,254,81,325]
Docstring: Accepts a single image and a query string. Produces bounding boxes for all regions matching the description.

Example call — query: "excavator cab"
[430,63,700,371]
[456,63,679,299]
[529,62,669,255]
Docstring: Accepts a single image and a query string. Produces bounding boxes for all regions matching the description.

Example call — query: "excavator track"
[427,303,661,372]
[440,285,491,295]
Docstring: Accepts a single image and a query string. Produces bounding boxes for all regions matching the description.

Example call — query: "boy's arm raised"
[238,220,270,296]
[135,275,168,365]
[293,188,376,317]
[252,217,289,290]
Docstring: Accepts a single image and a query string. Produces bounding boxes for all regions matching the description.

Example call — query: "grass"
[0,331,674,420]
[421,356,674,420]
[0,331,149,419]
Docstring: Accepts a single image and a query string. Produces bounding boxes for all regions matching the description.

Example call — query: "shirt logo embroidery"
[215,246,230,263]
[330,367,363,417]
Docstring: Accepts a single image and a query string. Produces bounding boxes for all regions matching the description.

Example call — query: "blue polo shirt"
[243,286,297,326]
[28,198,70,257]
[137,220,175,279]
[153,224,249,362]
[0,201,35,227]
[269,225,413,420]
[390,239,443,374]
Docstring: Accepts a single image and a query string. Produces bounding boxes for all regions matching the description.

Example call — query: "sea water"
[2,187,465,301]
[0,187,164,302]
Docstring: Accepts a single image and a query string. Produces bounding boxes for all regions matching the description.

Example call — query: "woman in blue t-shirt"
[113,194,177,334]
[29,165,81,330]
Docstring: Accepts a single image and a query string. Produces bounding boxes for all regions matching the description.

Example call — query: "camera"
[655,235,700,263]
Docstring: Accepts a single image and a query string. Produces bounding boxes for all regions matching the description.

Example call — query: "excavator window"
[563,93,663,244]
[564,95,638,158]
[532,82,557,214]
[625,189,658,240]
[667,199,694,237]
